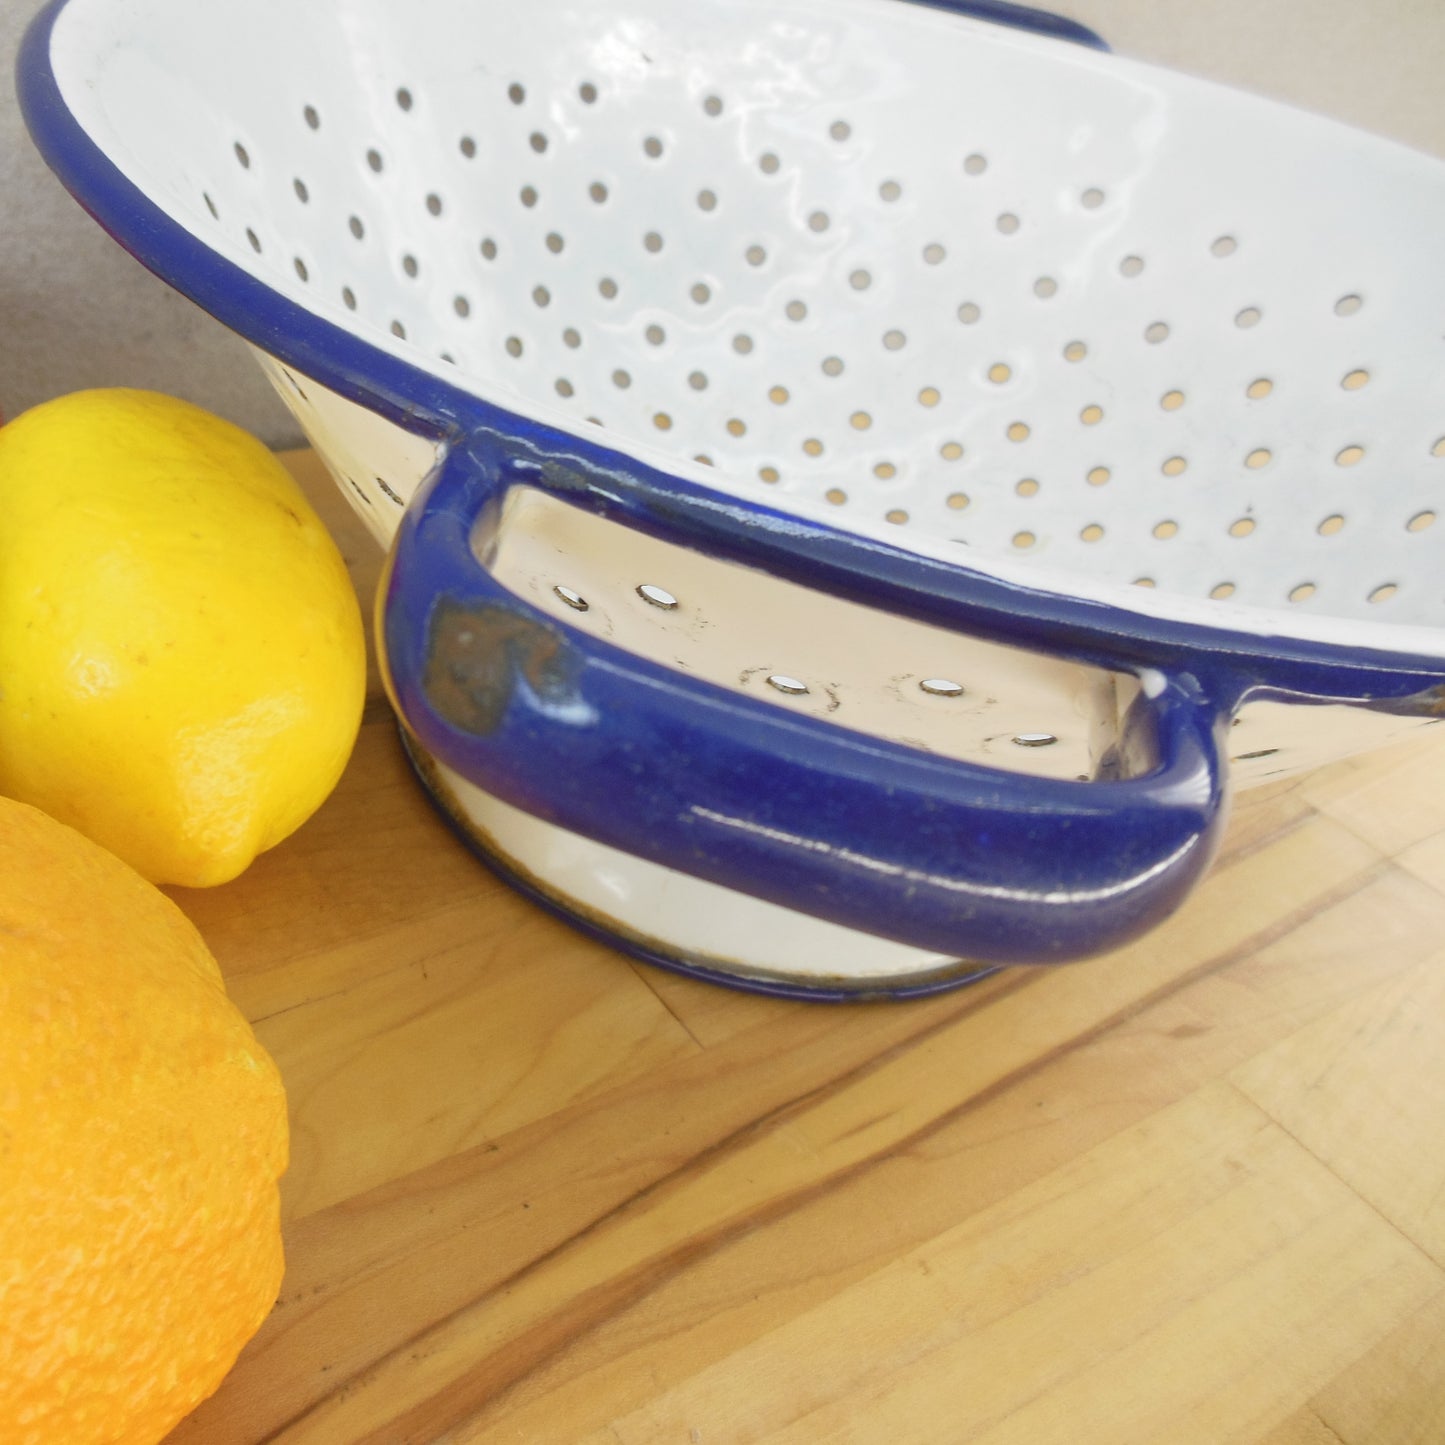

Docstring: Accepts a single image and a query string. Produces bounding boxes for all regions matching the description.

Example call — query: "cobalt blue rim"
[16,0,1445,713]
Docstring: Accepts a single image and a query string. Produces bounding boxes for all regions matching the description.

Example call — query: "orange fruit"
[0,796,288,1444]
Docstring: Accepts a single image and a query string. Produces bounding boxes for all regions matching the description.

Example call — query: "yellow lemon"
[0,388,365,886]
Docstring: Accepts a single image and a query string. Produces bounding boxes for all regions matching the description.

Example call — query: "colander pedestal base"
[399,730,1003,1001]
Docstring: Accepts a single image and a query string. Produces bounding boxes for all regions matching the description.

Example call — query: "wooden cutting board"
[165,449,1445,1445]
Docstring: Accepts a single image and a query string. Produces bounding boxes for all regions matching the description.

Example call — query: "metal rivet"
[1013,732,1058,747]
[637,584,678,610]
[553,585,588,611]
[767,674,809,696]
[919,678,964,698]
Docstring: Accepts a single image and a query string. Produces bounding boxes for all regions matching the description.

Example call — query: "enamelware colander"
[19,0,1445,996]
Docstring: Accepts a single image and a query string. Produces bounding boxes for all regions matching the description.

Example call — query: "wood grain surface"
[165,451,1445,1445]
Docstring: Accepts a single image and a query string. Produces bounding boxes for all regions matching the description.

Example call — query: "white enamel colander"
[19,0,1445,996]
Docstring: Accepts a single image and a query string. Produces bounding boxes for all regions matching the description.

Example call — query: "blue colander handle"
[905,0,1108,50]
[380,437,1227,966]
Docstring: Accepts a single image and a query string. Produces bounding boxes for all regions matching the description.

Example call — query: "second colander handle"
[380,440,1227,966]
[905,0,1108,50]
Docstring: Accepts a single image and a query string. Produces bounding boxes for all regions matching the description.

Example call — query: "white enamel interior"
[46,0,1445,656]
